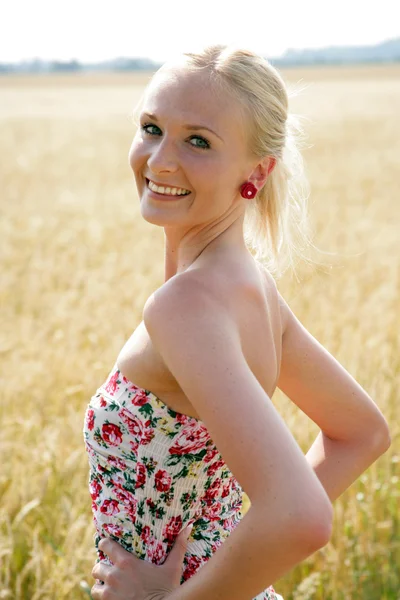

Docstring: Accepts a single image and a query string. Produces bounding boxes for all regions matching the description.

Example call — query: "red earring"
[240,181,257,199]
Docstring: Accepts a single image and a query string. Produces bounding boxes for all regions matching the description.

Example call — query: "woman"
[83,44,391,600]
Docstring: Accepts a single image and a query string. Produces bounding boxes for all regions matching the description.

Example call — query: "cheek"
[128,137,145,171]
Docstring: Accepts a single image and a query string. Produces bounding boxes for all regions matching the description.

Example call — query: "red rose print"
[204,447,219,463]
[104,371,121,395]
[120,407,143,437]
[203,478,222,505]
[135,462,146,488]
[141,424,155,445]
[101,423,123,446]
[97,464,109,475]
[207,500,222,521]
[85,362,253,591]
[141,525,151,543]
[147,537,166,564]
[114,487,137,520]
[176,413,191,425]
[98,548,107,562]
[169,422,210,456]
[110,472,124,488]
[163,515,183,544]
[154,469,172,493]
[206,459,224,477]
[108,456,127,471]
[223,516,237,531]
[100,499,120,515]
[129,439,139,453]
[114,486,136,506]
[182,555,203,581]
[103,523,123,537]
[86,409,95,431]
[221,483,231,498]
[89,479,102,501]
[131,389,149,407]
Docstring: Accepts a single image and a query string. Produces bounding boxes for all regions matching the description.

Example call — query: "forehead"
[142,66,247,143]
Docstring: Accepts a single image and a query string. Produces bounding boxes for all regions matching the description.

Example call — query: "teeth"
[148,180,190,196]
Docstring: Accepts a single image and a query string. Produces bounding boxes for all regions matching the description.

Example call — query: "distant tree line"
[1,37,399,74]
[0,56,162,74]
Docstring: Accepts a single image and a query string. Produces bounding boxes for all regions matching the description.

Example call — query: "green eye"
[141,124,161,135]
[141,123,211,150]
[188,136,210,149]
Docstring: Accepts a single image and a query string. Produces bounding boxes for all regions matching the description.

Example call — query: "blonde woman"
[84,44,391,600]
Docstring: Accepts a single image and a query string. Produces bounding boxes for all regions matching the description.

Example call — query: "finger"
[99,537,125,563]
[165,525,193,567]
[92,561,111,582]
[99,536,138,567]
[91,581,105,599]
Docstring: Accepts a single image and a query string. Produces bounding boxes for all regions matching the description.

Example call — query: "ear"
[248,156,276,190]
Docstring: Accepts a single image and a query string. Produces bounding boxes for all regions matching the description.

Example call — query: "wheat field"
[0,64,399,600]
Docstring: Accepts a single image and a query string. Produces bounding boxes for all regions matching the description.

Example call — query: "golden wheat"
[0,65,399,600]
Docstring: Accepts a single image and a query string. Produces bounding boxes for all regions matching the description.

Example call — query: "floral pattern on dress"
[83,363,283,600]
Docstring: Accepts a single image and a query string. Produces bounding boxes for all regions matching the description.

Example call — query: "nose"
[147,135,179,174]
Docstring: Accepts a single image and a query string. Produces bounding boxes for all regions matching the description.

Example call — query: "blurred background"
[0,1,399,598]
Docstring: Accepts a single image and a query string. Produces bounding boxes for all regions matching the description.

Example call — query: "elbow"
[291,498,334,552]
[293,517,333,555]
[368,417,392,455]
[376,420,392,453]
[307,511,333,550]
[377,432,391,455]
[275,508,333,560]
[345,417,391,457]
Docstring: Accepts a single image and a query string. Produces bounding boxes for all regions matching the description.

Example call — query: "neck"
[163,216,248,282]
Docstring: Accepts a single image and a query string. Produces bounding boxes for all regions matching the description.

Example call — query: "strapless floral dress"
[83,362,284,599]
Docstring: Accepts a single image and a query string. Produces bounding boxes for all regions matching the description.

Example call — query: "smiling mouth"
[145,178,191,197]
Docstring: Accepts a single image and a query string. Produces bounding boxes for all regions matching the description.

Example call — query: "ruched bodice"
[83,362,283,599]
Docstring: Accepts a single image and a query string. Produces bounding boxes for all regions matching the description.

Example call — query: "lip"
[145,178,191,199]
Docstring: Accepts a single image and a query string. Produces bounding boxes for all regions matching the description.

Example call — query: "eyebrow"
[140,112,223,142]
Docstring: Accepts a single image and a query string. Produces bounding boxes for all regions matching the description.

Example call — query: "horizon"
[2,0,399,64]
[3,34,399,66]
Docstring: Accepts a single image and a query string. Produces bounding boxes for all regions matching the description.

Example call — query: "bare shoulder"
[144,259,257,326]
[143,271,240,354]
[144,269,232,318]
[143,269,333,528]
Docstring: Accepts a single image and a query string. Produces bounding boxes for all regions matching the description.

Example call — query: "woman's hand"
[90,525,193,600]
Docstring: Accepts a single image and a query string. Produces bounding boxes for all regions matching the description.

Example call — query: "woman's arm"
[167,501,329,600]
[91,501,327,600]
[305,430,390,503]
[144,274,334,600]
[275,292,391,504]
[167,431,391,600]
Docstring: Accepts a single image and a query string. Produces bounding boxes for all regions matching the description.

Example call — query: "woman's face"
[129,64,257,228]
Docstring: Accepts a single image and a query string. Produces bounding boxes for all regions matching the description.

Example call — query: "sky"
[1,0,399,64]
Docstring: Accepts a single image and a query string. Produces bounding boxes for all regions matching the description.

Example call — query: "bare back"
[117,251,284,419]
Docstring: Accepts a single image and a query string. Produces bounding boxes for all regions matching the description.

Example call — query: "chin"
[139,203,180,226]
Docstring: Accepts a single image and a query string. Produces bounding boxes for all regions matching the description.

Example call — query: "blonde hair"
[132,43,327,281]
